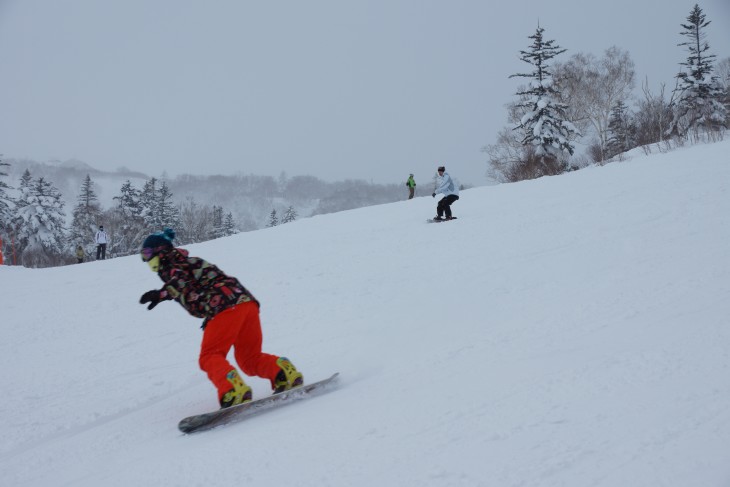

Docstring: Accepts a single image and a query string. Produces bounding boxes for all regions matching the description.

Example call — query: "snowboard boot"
[272,357,304,394]
[219,369,252,409]
[433,216,445,221]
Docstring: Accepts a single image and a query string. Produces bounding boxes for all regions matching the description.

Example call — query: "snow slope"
[1,141,729,486]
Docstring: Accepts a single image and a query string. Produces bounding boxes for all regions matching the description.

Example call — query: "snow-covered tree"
[68,174,101,252]
[140,178,160,231]
[0,155,13,233]
[716,57,730,126]
[669,4,727,139]
[139,178,180,233]
[111,180,147,255]
[14,176,67,267]
[222,212,236,236]
[210,205,225,239]
[554,47,635,161]
[178,197,212,245]
[267,209,278,227]
[606,100,637,159]
[157,181,180,231]
[281,205,298,224]
[510,24,579,176]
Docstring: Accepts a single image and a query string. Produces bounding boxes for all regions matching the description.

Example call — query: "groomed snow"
[1,140,729,486]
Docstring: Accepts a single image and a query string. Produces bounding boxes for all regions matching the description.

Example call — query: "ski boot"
[273,357,304,394]
[220,369,252,409]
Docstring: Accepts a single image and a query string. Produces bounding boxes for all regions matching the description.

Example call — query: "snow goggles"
[140,247,155,262]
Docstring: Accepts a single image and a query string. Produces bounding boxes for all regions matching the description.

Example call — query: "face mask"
[147,255,160,272]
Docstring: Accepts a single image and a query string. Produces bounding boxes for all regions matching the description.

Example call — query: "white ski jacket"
[95,230,108,244]
[434,172,459,197]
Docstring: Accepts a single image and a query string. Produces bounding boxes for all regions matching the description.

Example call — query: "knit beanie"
[142,228,175,251]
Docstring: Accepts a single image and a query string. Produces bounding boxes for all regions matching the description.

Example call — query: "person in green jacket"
[406,174,416,199]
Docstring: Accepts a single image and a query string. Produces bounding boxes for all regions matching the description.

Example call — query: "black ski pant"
[437,194,459,218]
[96,244,106,260]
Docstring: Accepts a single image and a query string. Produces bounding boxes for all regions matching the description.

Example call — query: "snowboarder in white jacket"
[95,225,108,260]
[432,166,459,221]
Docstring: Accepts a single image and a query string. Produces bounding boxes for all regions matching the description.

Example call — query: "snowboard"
[178,372,340,434]
[426,217,458,223]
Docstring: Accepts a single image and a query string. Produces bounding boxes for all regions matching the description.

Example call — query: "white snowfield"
[1,140,729,487]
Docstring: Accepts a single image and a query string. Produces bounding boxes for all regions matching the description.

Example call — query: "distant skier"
[138,228,303,409]
[95,225,108,260]
[406,174,416,199]
[431,165,459,221]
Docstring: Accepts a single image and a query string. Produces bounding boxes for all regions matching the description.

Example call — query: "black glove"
[140,290,162,310]
[432,193,436,198]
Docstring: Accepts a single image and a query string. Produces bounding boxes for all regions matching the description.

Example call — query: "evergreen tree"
[281,205,298,224]
[0,158,15,262]
[157,181,181,231]
[139,177,159,231]
[210,205,225,239]
[510,25,579,175]
[11,170,33,259]
[606,100,637,158]
[0,156,13,233]
[112,180,146,255]
[222,212,236,236]
[670,4,727,138]
[719,58,730,125]
[14,177,67,267]
[69,174,101,252]
[267,209,278,227]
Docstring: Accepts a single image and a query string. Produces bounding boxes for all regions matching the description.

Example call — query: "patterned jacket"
[155,247,259,328]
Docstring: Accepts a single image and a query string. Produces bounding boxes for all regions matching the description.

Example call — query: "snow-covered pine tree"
[68,174,101,254]
[670,4,727,140]
[0,156,13,233]
[139,178,159,231]
[281,205,297,224]
[210,205,225,239]
[267,209,278,227]
[157,181,180,231]
[222,212,236,236]
[719,58,730,126]
[510,24,579,176]
[111,180,146,255]
[14,176,67,267]
[606,100,637,159]
[10,170,33,260]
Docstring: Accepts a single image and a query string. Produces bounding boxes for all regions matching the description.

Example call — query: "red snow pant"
[199,301,281,400]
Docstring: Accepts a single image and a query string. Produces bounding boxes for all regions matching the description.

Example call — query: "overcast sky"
[1,1,728,185]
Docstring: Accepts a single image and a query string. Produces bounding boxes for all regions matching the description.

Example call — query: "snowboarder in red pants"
[138,228,303,408]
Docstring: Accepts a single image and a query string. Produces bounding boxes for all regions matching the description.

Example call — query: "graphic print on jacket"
[155,248,259,327]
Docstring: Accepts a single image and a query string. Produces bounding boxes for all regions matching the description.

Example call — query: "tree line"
[485,4,729,182]
[0,164,412,268]
[0,169,239,267]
